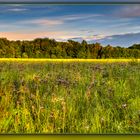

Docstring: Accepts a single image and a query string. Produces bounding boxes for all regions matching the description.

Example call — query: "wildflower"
[16,101,21,106]
[20,78,25,86]
[86,90,91,99]
[75,72,81,81]
[40,106,44,110]
[51,95,57,103]
[85,125,89,130]
[122,104,127,108]
[61,100,66,110]
[56,78,70,87]
[30,94,36,99]
[32,105,35,112]
[40,106,45,112]
[100,117,104,123]
[33,74,40,82]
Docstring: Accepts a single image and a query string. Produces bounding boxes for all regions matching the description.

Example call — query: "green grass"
[0,60,140,134]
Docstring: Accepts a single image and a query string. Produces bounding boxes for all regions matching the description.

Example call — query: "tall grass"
[0,59,140,133]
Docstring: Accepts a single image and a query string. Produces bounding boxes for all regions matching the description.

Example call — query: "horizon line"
[0,36,138,48]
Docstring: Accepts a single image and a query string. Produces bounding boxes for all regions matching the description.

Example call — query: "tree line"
[0,37,140,58]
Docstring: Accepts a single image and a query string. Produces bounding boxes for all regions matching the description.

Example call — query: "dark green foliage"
[129,44,140,50]
[0,38,140,58]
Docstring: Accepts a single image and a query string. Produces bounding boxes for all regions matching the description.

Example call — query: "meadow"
[0,59,140,134]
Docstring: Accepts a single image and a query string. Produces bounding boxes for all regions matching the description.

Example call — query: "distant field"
[0,59,140,133]
[0,58,140,62]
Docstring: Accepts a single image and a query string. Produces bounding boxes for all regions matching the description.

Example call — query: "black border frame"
[0,1,140,138]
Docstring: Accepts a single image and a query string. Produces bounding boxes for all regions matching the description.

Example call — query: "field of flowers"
[0,59,140,133]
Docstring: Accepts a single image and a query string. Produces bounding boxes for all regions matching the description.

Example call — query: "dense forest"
[0,37,140,58]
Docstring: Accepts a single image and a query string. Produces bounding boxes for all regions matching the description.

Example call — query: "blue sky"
[1,4,140,47]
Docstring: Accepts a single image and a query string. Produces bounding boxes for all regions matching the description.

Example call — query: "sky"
[1,4,140,47]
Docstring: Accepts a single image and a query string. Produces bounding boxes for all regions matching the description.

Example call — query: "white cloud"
[11,13,101,26]
[26,19,64,26]
[7,8,28,12]
[115,5,140,18]
[59,13,102,21]
[82,34,106,41]
[14,13,102,27]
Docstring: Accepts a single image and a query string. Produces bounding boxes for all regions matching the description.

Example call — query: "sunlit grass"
[0,59,140,133]
[0,58,140,63]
